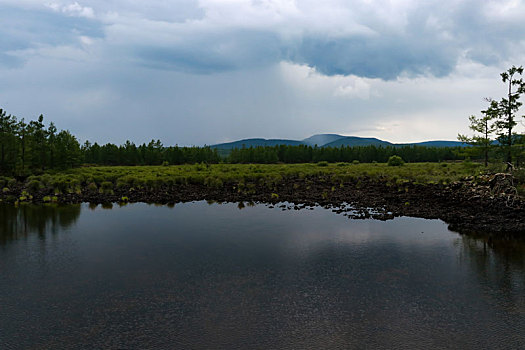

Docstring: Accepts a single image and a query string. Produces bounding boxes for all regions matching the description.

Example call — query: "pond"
[1,202,524,349]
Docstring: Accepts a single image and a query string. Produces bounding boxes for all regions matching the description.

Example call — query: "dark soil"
[2,174,524,237]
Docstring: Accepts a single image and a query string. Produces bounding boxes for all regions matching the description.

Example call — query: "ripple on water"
[0,202,524,349]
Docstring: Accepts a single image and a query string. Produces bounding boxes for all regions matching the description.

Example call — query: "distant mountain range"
[211,134,466,150]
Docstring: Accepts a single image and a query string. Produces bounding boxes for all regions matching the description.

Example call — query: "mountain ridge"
[211,134,466,149]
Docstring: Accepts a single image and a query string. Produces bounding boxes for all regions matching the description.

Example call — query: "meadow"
[0,161,493,197]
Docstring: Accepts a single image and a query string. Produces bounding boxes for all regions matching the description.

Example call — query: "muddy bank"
[1,174,523,237]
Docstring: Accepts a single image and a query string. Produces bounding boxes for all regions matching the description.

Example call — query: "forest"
[226,144,464,163]
[0,111,81,175]
[1,100,524,178]
[0,109,220,176]
[1,107,471,177]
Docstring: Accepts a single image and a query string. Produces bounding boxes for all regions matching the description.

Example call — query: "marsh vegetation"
[1,162,488,199]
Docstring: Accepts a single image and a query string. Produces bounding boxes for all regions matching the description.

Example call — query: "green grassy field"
[0,161,495,195]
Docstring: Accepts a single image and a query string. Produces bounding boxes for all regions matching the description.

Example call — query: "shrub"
[513,168,525,184]
[0,176,16,188]
[204,176,223,188]
[188,175,205,185]
[317,161,329,167]
[19,190,31,202]
[518,184,525,197]
[7,178,17,188]
[387,155,405,166]
[352,160,360,165]
[116,179,128,189]
[100,181,113,190]
[40,174,52,186]
[52,179,68,193]
[27,179,43,193]
[134,178,146,188]
[100,181,114,194]
[145,178,160,189]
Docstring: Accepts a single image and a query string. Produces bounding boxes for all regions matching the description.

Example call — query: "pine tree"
[458,99,498,166]
[496,66,525,167]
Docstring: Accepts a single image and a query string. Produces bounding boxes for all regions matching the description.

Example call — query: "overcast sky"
[1,0,524,146]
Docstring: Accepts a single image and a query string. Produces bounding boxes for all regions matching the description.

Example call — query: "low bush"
[0,176,10,188]
[513,168,525,185]
[387,155,405,166]
[100,181,114,194]
[27,179,43,193]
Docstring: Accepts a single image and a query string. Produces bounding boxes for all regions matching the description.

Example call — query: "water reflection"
[0,204,80,245]
[0,202,524,349]
[457,235,525,314]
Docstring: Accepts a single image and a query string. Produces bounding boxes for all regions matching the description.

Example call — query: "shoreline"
[2,173,523,237]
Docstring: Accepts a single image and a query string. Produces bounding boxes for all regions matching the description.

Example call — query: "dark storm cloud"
[99,0,525,80]
[1,1,524,80]
[0,53,22,68]
[0,4,104,63]
[0,0,524,146]
[289,36,457,79]
[132,30,283,73]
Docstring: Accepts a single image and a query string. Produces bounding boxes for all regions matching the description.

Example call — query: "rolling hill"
[211,134,467,150]
[323,136,393,148]
[301,134,346,146]
[210,138,304,149]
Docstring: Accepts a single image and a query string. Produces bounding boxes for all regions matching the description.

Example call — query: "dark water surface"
[1,202,524,349]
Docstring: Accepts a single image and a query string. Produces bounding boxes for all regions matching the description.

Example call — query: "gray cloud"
[132,30,283,73]
[1,1,525,79]
[0,5,104,45]
[0,53,22,68]
[97,0,525,79]
[290,35,457,79]
[0,0,524,146]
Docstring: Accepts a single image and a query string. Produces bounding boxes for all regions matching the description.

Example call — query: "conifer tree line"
[227,144,464,164]
[82,140,465,166]
[81,140,220,166]
[0,110,81,175]
[0,106,477,177]
[0,107,221,175]
[459,65,525,167]
[1,106,467,176]
[83,140,464,166]
[2,66,523,176]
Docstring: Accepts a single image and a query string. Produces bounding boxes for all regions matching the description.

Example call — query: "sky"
[1,0,525,146]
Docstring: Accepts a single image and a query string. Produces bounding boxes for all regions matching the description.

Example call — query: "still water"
[1,202,524,349]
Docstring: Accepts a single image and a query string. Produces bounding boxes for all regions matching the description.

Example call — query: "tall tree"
[496,66,525,167]
[0,109,17,173]
[17,119,28,174]
[458,99,498,166]
[47,122,57,168]
[54,130,81,169]
[28,114,47,170]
